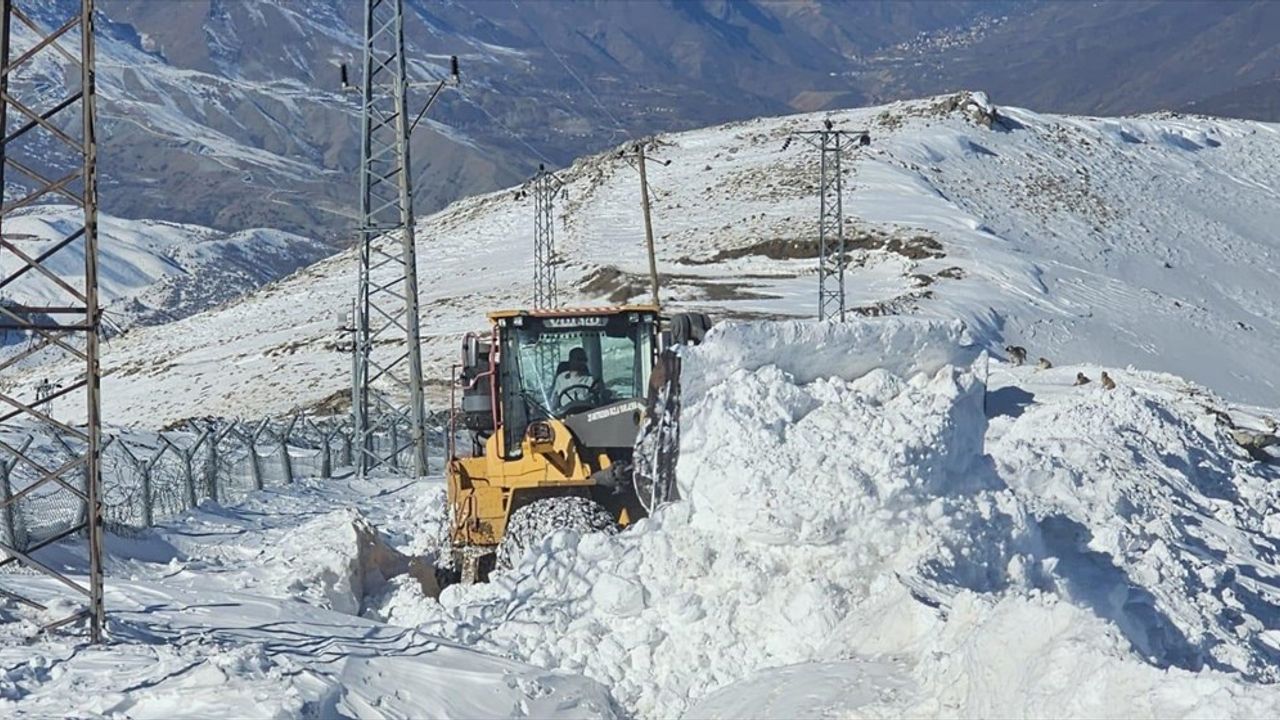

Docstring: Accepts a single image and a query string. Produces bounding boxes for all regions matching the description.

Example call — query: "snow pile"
[691,594,1280,719]
[395,319,1280,718]
[991,381,1280,681]
[679,318,981,401]
[679,318,991,551]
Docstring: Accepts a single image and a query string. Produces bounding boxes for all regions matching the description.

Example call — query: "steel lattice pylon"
[0,0,105,641]
[531,165,562,308]
[353,0,427,478]
[790,125,869,321]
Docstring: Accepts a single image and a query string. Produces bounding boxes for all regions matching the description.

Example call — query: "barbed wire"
[0,412,440,555]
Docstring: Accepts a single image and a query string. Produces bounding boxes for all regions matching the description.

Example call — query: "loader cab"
[493,308,658,458]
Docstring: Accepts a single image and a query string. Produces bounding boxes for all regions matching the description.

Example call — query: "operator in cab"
[552,347,597,411]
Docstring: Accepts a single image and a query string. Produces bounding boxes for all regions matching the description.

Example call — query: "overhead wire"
[508,0,632,143]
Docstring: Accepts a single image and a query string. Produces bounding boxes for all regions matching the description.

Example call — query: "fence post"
[340,419,353,467]
[161,435,197,510]
[184,448,196,508]
[249,419,270,490]
[0,435,32,550]
[143,444,166,524]
[308,418,332,480]
[389,420,401,470]
[208,423,236,504]
[0,450,16,550]
[207,422,220,504]
[117,441,151,528]
[190,428,212,505]
[279,415,299,483]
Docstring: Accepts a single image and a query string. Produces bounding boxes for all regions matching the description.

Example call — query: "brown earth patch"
[579,266,782,304]
[680,230,944,265]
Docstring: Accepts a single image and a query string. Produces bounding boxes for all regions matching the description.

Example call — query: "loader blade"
[634,349,682,513]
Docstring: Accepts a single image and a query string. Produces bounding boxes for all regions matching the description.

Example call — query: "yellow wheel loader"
[445,305,707,582]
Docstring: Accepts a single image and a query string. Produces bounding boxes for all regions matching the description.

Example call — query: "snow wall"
[396,318,1280,719]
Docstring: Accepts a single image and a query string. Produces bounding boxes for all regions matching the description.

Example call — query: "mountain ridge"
[9,0,1273,241]
[10,91,1277,427]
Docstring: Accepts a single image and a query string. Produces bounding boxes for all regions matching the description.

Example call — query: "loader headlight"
[527,421,555,444]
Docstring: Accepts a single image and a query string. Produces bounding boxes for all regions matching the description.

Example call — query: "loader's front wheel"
[496,496,617,571]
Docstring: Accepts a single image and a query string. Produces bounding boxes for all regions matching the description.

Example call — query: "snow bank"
[991,382,1280,681]
[264,509,438,614]
[391,319,1280,718]
[691,593,1280,719]
[680,318,980,403]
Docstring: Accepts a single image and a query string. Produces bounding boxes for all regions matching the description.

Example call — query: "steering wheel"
[556,382,599,413]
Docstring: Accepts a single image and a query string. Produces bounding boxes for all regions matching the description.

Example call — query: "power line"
[508,0,631,141]
[453,91,558,167]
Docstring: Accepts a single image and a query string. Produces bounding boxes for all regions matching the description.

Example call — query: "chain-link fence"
[1,412,440,553]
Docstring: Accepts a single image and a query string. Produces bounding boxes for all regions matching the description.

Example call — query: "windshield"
[507,313,655,422]
[498,312,655,457]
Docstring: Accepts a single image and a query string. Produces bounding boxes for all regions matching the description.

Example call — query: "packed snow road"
[5,318,1280,719]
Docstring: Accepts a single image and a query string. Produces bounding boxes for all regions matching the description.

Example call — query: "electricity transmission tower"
[349,0,456,479]
[0,0,106,642]
[530,165,562,308]
[787,122,870,321]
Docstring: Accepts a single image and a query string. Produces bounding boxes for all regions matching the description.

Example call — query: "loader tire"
[496,496,617,571]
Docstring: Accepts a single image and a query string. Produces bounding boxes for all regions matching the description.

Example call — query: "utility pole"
[530,164,562,309]
[787,121,870,321]
[636,143,660,309]
[347,0,457,479]
[0,0,106,642]
[618,140,670,310]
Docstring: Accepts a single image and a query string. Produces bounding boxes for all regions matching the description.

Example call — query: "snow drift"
[394,318,1280,718]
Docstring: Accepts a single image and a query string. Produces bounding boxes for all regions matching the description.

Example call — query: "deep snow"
[4,319,1280,717]
[378,319,1280,718]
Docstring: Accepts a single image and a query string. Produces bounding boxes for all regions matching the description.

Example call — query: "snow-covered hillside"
[7,319,1279,718]
[0,206,329,334]
[23,92,1279,428]
[373,320,1280,718]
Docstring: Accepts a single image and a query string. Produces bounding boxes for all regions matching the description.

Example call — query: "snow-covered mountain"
[13,1,1279,238]
[0,206,330,337]
[17,92,1279,427]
